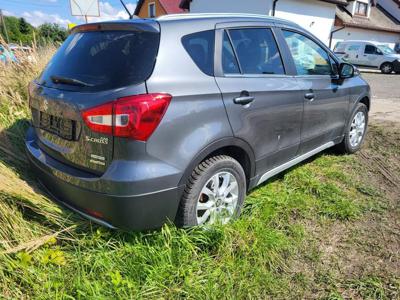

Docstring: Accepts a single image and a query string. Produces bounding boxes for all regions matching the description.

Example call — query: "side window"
[334,42,346,53]
[222,31,240,74]
[182,30,215,76]
[228,28,285,75]
[364,45,377,55]
[283,30,332,76]
[348,44,361,51]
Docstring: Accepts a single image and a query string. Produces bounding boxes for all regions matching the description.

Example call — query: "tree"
[19,18,31,35]
[1,16,36,44]
[38,23,67,43]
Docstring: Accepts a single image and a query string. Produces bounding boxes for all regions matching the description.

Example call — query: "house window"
[355,1,368,16]
[148,3,156,18]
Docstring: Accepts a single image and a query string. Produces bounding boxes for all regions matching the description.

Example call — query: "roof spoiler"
[70,21,160,34]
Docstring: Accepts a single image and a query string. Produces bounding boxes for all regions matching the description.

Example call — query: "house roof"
[179,0,348,10]
[336,4,400,33]
[134,0,186,15]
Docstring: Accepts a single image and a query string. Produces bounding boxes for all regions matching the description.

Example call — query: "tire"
[380,62,393,74]
[336,103,368,154]
[176,155,246,227]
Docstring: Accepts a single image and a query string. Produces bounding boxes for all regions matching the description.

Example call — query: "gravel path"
[361,72,400,123]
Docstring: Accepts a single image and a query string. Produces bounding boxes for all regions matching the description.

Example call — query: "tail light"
[82,93,172,141]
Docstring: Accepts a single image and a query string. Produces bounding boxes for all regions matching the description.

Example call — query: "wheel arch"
[178,137,256,190]
[359,96,370,111]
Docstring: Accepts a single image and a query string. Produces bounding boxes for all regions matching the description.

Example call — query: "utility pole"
[0,9,10,44]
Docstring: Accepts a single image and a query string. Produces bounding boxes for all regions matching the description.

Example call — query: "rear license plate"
[39,111,76,141]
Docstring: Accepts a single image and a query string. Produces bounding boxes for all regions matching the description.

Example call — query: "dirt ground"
[300,72,400,298]
[361,72,400,123]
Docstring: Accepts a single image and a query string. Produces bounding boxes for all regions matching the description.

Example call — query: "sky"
[2,0,138,28]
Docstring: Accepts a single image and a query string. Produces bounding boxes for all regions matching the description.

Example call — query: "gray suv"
[26,14,371,230]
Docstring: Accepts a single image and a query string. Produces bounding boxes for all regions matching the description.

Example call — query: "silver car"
[26,14,371,230]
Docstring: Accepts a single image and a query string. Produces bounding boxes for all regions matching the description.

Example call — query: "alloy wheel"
[196,171,239,225]
[349,111,366,148]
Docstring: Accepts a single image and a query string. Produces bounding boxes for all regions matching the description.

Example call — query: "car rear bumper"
[26,127,184,231]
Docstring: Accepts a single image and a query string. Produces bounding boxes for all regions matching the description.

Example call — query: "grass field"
[0,47,399,299]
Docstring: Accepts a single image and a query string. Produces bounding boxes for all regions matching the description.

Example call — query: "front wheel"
[336,103,368,154]
[176,155,246,227]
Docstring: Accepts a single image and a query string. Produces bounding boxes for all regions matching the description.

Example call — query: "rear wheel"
[380,62,393,74]
[336,103,368,154]
[176,155,246,227]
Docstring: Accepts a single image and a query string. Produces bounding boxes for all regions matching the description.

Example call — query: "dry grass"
[0,41,74,252]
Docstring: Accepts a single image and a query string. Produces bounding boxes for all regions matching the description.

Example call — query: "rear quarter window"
[182,30,215,76]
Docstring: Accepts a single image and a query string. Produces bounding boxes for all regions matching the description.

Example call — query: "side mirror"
[339,63,355,79]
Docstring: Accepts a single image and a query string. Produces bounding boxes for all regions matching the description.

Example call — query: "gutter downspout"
[329,26,345,49]
[272,0,280,16]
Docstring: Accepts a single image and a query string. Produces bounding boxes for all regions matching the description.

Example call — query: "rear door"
[214,22,304,174]
[280,29,349,153]
[29,21,160,174]
[345,43,363,65]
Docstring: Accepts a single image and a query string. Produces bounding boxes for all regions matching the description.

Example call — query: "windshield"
[38,30,160,91]
[377,44,395,55]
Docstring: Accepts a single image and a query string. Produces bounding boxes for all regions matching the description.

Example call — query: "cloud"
[22,11,71,28]
[2,10,14,16]
[86,1,137,22]
[2,1,137,28]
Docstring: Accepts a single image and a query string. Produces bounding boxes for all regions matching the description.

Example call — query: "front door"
[280,29,349,154]
[359,44,383,67]
[214,24,304,174]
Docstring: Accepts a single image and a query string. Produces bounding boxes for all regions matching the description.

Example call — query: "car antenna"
[120,0,134,19]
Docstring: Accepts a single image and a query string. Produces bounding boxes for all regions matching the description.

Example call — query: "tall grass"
[0,39,389,298]
[0,42,72,249]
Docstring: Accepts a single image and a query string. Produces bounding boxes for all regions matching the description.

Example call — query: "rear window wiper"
[50,75,94,87]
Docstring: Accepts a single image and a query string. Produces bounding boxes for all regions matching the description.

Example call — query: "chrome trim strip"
[257,141,335,186]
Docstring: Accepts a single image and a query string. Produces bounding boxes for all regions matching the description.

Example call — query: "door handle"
[304,92,315,101]
[233,92,255,105]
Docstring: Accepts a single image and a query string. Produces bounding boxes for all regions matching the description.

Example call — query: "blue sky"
[2,0,138,27]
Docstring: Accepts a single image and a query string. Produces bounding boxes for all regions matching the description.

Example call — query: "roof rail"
[157,12,278,20]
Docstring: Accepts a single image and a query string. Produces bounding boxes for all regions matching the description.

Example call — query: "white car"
[334,40,400,74]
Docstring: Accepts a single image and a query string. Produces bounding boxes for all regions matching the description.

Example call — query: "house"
[377,0,400,22]
[134,0,186,18]
[331,0,400,49]
[179,0,348,45]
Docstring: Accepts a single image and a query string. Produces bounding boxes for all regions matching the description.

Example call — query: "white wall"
[331,26,400,49]
[275,0,336,45]
[190,0,337,45]
[190,0,272,15]
[377,0,400,21]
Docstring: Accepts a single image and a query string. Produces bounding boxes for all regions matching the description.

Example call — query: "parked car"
[0,45,17,64]
[9,44,36,63]
[26,14,371,230]
[334,40,400,74]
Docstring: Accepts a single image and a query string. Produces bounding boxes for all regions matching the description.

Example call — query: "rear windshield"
[38,30,160,91]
